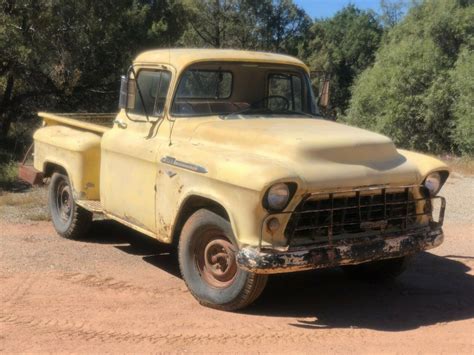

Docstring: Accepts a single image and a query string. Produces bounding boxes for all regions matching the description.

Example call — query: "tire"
[342,256,412,282]
[178,209,268,311]
[48,172,92,240]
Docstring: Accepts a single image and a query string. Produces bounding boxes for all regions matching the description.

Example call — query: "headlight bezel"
[423,171,448,197]
[263,182,297,212]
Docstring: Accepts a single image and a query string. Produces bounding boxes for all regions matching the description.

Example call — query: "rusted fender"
[236,227,444,274]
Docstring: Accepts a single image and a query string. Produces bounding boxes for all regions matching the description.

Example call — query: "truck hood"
[190,117,419,189]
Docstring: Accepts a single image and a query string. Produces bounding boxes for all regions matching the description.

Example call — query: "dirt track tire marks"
[55,272,187,297]
[1,274,37,308]
[0,311,315,346]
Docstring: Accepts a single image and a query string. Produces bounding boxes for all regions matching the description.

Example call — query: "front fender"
[155,144,303,247]
[397,149,450,184]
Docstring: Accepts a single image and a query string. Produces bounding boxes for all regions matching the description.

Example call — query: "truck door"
[100,68,171,234]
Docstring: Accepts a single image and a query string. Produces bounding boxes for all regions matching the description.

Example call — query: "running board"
[76,200,103,213]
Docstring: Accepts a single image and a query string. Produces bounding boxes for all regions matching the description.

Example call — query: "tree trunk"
[0,73,15,137]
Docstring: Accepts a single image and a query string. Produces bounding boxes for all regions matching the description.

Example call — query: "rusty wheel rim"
[56,180,72,222]
[195,229,237,288]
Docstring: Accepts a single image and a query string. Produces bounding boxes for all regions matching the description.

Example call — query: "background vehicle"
[32,49,449,310]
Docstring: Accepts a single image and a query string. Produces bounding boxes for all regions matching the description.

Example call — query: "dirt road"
[1,176,473,353]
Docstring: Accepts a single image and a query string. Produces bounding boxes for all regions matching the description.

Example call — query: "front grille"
[285,186,430,245]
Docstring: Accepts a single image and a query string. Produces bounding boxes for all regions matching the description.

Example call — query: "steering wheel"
[252,95,290,111]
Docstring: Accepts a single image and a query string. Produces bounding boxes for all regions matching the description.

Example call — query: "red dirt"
[1,219,473,353]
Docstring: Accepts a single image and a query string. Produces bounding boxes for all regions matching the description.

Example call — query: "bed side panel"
[33,125,101,200]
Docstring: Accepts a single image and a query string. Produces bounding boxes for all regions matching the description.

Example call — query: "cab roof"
[134,48,309,73]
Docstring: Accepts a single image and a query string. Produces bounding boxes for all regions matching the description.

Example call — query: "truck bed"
[38,112,115,134]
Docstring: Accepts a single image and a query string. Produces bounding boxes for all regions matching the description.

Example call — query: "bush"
[0,160,18,189]
[345,0,474,155]
[450,48,474,155]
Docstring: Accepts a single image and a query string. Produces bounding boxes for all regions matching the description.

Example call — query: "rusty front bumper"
[236,226,444,274]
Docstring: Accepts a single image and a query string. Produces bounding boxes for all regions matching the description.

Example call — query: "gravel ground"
[0,174,473,353]
[0,186,49,223]
[441,173,474,223]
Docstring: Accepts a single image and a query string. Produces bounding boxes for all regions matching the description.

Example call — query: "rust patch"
[237,227,444,274]
[18,165,44,186]
[122,214,151,233]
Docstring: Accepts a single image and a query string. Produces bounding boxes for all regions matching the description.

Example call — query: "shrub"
[345,0,474,155]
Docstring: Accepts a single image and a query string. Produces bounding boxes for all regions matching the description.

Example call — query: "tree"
[0,0,187,138]
[302,5,383,116]
[346,0,473,155]
[180,0,310,55]
[379,0,408,27]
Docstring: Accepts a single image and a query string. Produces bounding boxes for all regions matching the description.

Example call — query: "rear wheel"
[178,209,268,311]
[342,256,412,281]
[48,172,92,240]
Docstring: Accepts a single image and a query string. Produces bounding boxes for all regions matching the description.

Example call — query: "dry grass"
[0,187,50,223]
[0,187,45,206]
[441,155,474,176]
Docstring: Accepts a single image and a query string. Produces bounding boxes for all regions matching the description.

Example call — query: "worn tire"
[342,256,412,281]
[178,209,268,311]
[48,172,92,240]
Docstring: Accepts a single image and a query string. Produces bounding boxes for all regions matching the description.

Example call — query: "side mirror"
[118,75,136,109]
[310,70,331,109]
[318,79,330,109]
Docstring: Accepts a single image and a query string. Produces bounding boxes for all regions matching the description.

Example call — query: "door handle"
[113,118,127,129]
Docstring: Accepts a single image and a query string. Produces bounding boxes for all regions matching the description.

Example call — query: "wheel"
[178,209,268,311]
[48,172,92,240]
[342,256,412,281]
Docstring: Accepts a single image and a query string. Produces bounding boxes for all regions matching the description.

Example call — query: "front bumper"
[236,226,444,274]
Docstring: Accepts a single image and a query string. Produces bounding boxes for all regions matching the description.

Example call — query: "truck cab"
[33,49,449,311]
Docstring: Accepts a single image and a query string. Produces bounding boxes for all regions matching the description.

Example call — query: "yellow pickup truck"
[33,49,449,311]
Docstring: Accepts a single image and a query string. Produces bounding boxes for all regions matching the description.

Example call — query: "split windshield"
[171,62,318,118]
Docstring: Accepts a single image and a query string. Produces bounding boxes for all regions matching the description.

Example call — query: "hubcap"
[195,230,237,288]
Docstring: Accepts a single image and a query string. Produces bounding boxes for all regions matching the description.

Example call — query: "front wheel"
[178,209,268,311]
[48,172,92,240]
[342,256,412,281]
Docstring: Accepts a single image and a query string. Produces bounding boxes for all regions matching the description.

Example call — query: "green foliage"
[180,0,311,55]
[379,0,409,28]
[0,159,18,188]
[303,5,383,115]
[0,0,187,140]
[1,0,472,160]
[346,0,474,155]
[450,48,474,155]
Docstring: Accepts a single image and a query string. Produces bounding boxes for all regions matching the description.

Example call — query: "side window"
[268,73,303,111]
[130,70,171,117]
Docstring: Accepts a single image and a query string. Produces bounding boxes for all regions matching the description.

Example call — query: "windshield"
[171,62,319,118]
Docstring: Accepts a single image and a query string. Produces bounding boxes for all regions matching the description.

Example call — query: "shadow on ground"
[86,219,180,278]
[84,219,474,332]
[251,253,474,331]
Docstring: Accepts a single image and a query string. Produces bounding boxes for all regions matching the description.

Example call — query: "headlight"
[424,172,441,196]
[267,183,290,210]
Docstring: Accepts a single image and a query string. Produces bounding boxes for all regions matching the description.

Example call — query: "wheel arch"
[43,161,68,178]
[42,161,85,200]
[171,194,231,246]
